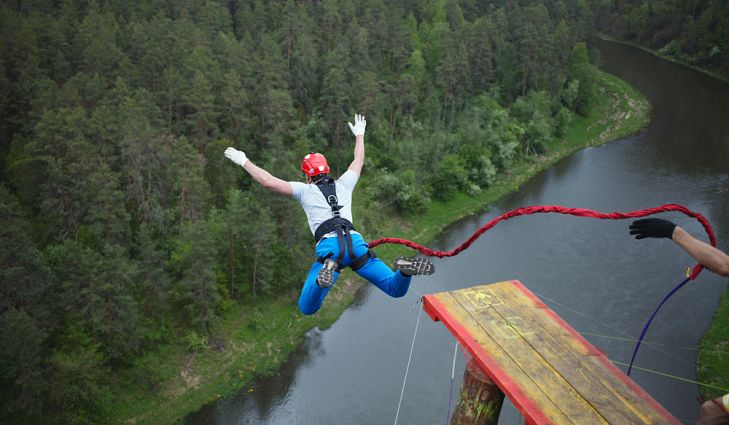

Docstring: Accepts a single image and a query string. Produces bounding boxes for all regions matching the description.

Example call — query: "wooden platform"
[422,280,680,425]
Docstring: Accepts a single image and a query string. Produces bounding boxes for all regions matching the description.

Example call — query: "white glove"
[348,114,366,136]
[225,147,248,167]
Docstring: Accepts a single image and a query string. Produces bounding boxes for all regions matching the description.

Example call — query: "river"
[187,39,729,424]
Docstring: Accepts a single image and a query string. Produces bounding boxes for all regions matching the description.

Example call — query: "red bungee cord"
[371,203,717,376]
[369,203,716,280]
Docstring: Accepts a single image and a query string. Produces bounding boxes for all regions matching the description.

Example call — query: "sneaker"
[393,256,434,276]
[317,259,338,288]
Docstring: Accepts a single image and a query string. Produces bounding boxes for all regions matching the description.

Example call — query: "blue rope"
[627,275,691,376]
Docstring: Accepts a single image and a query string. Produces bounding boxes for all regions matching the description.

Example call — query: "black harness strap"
[316,241,375,272]
[348,238,376,271]
[314,216,354,244]
[313,177,375,272]
[334,225,346,263]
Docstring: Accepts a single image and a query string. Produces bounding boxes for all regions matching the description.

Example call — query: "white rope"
[576,330,729,356]
[530,289,698,370]
[451,341,458,379]
[394,301,423,425]
[609,359,729,392]
[408,293,423,312]
[445,341,459,425]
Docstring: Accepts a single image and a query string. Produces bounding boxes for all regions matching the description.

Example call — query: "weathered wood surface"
[450,358,504,425]
[423,280,680,425]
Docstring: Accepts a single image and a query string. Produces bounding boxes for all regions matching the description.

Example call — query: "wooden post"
[450,358,505,425]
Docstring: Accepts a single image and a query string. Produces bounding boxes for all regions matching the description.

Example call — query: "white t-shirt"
[290,170,359,239]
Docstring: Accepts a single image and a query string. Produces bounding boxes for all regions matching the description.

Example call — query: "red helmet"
[301,152,330,177]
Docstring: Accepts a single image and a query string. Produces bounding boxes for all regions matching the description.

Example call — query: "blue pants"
[297,233,412,315]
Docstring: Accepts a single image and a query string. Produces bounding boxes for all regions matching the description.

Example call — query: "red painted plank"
[423,280,682,425]
[423,295,559,425]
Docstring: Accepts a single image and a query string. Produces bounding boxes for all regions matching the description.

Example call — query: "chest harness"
[313,177,375,272]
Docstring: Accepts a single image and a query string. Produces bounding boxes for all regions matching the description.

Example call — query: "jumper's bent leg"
[297,237,342,315]
[346,233,413,298]
[356,257,412,298]
[297,261,340,315]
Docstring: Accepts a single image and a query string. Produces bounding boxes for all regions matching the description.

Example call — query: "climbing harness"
[313,176,354,242]
[369,204,717,376]
[314,176,375,272]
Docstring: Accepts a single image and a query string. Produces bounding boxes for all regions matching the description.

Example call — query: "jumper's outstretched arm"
[347,114,366,177]
[224,147,292,196]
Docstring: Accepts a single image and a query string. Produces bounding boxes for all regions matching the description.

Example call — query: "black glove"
[629,218,676,239]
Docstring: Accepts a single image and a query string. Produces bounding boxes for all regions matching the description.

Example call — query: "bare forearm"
[354,135,364,162]
[673,226,729,276]
[242,160,292,195]
[348,135,365,175]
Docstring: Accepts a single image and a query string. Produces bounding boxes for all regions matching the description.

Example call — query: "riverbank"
[697,288,729,401]
[107,70,650,425]
[596,34,729,84]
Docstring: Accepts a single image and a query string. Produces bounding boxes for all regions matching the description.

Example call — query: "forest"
[0,0,604,422]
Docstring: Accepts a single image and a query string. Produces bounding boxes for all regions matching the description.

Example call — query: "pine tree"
[134,220,172,322]
[184,68,218,154]
[171,136,212,222]
[241,191,277,301]
[282,1,319,117]
[160,66,186,134]
[47,324,108,424]
[0,185,52,321]
[0,308,47,420]
[45,241,141,362]
[171,218,220,331]
[219,70,249,143]
[319,45,352,171]
[73,2,130,83]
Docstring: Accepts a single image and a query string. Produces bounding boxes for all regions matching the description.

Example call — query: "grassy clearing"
[106,70,650,424]
[107,280,363,425]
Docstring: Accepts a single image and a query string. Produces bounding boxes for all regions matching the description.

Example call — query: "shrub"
[183,331,208,352]
[458,145,497,189]
[367,169,429,214]
[430,154,468,200]
[555,107,573,137]
[395,170,429,214]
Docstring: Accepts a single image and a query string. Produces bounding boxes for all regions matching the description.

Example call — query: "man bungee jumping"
[224,114,434,315]
[629,218,729,425]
